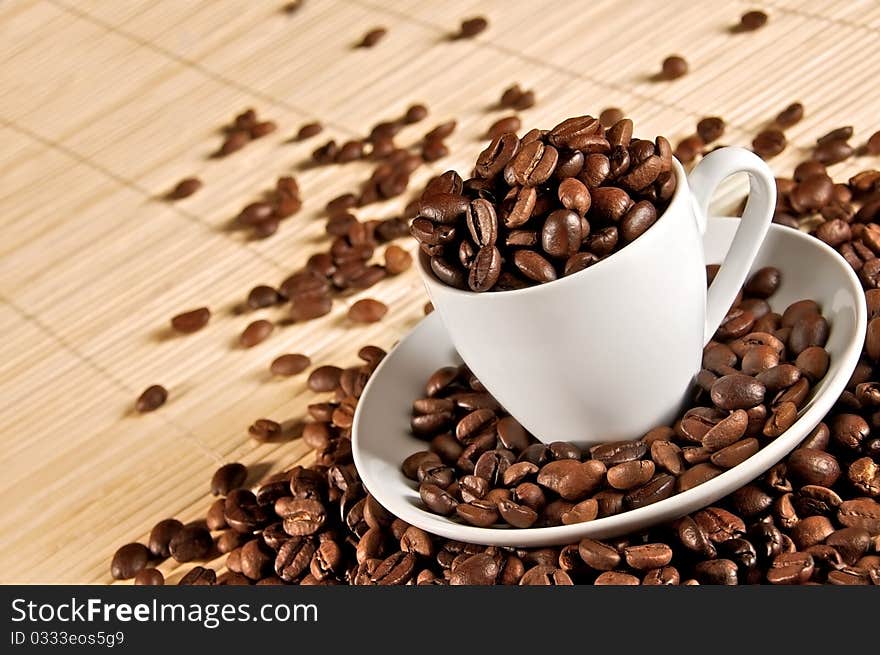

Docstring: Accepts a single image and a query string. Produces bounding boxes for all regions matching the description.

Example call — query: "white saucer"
[352,217,867,547]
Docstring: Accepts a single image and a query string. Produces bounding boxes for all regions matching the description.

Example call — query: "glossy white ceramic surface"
[418,149,775,444]
[352,216,866,547]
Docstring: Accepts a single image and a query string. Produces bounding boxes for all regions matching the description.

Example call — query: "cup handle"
[688,147,776,345]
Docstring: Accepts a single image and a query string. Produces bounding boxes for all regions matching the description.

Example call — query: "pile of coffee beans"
[404,266,834,527]
[411,115,677,292]
[112,316,880,584]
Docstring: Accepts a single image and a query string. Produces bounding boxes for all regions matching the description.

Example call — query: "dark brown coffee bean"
[788,448,841,486]
[599,107,625,128]
[178,566,216,586]
[710,437,760,469]
[625,543,673,570]
[169,524,213,563]
[512,249,556,283]
[838,499,880,534]
[702,410,748,450]
[520,565,573,585]
[509,140,558,186]
[849,457,880,496]
[348,298,388,323]
[136,385,167,413]
[591,186,633,222]
[744,267,781,298]
[590,440,647,465]
[767,552,814,584]
[497,499,539,528]
[458,16,488,38]
[240,319,273,347]
[815,139,854,165]
[620,200,658,242]
[111,543,150,580]
[763,401,798,438]
[167,177,202,200]
[450,553,498,585]
[789,314,829,355]
[607,460,655,490]
[541,209,582,258]
[753,129,787,159]
[248,418,281,442]
[661,55,688,79]
[420,483,458,515]
[625,474,676,509]
[456,500,499,527]
[677,463,724,492]
[296,122,322,140]
[594,571,640,585]
[275,537,316,582]
[270,353,311,377]
[466,199,499,247]
[133,568,164,585]
[558,177,591,216]
[675,135,704,163]
[487,115,521,140]
[696,116,725,143]
[211,463,247,496]
[775,102,804,128]
[694,559,738,585]
[476,133,519,179]
[170,307,210,334]
[357,26,386,48]
[148,519,183,559]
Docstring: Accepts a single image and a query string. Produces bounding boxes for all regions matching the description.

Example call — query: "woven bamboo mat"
[1,0,879,583]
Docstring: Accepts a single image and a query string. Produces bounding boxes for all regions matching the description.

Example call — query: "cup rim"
[418,156,691,298]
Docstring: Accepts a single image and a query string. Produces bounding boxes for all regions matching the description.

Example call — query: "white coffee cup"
[418,147,776,445]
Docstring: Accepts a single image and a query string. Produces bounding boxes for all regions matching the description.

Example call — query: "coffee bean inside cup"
[410,115,676,292]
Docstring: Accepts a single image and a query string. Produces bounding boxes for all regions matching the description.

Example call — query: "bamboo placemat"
[1,0,879,583]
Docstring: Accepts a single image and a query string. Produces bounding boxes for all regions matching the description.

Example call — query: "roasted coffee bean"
[711,437,759,468]
[542,210,582,258]
[275,538,316,582]
[838,499,880,533]
[767,552,814,584]
[697,117,725,143]
[509,140,558,186]
[420,483,458,515]
[775,102,804,128]
[711,374,765,410]
[694,559,738,585]
[625,474,676,509]
[512,250,556,283]
[169,524,213,563]
[677,463,724,492]
[450,553,498,585]
[171,307,210,334]
[211,463,247,496]
[136,385,167,413]
[240,320,273,347]
[661,55,688,79]
[753,129,787,159]
[520,565,573,585]
[456,500,499,527]
[625,543,673,570]
[111,543,150,580]
[594,571,640,585]
[270,353,311,377]
[148,519,183,559]
[788,449,841,486]
[607,460,655,490]
[457,16,488,38]
[347,298,388,323]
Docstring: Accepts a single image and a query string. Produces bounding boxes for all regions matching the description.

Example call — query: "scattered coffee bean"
[775,102,804,128]
[240,319,274,347]
[737,10,768,31]
[357,27,386,48]
[753,129,787,159]
[457,16,488,38]
[211,463,247,496]
[697,117,725,143]
[296,122,322,140]
[136,385,167,413]
[348,298,388,323]
[167,177,202,200]
[111,543,150,580]
[171,307,210,334]
[270,353,311,376]
[661,55,688,79]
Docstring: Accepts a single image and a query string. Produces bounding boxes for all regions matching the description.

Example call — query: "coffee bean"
[512,250,557,283]
[788,449,841,486]
[487,115,521,140]
[269,353,311,377]
[296,122,322,140]
[179,566,216,586]
[737,10,768,31]
[135,384,167,413]
[594,571,640,585]
[625,543,673,570]
[542,209,582,258]
[767,552,814,584]
[275,538,316,582]
[607,460,655,490]
[599,107,624,128]
[775,102,804,128]
[357,27,386,48]
[248,418,281,442]
[620,201,658,242]
[450,553,498,585]
[211,463,247,496]
[167,177,202,200]
[111,543,150,580]
[169,524,213,563]
[348,298,388,323]
[456,500,499,527]
[838,499,880,534]
[677,463,724,492]
[694,559,738,585]
[509,140,558,186]
[520,565,573,585]
[590,440,647,465]
[240,319,273,347]
[661,55,688,79]
[458,16,488,38]
[148,519,183,559]
[753,129,787,159]
[697,117,725,143]
[711,374,766,410]
[134,568,164,585]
